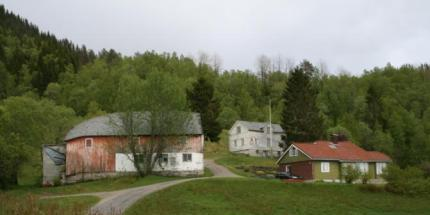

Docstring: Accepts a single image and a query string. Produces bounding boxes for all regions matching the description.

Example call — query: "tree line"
[0,5,429,188]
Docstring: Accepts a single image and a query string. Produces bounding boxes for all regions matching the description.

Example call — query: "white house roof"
[233,120,284,133]
[65,112,202,141]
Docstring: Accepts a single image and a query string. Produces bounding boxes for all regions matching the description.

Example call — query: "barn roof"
[64,112,202,141]
[277,140,391,164]
[234,120,284,133]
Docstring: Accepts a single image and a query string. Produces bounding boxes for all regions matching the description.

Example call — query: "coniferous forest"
[0,5,429,188]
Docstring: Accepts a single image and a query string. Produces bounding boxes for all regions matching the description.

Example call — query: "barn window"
[135,154,145,163]
[159,154,168,163]
[183,153,192,162]
[321,162,330,173]
[85,138,93,147]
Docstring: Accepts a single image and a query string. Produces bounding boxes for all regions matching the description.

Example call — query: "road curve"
[89,159,240,214]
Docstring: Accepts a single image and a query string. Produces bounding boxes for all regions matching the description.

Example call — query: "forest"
[0,5,429,188]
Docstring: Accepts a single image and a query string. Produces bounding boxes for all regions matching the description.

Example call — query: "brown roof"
[292,140,391,162]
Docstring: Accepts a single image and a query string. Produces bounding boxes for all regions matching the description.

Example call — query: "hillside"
[0,5,95,96]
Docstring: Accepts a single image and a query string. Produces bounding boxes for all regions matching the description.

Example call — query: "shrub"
[343,165,361,184]
[383,164,430,196]
[359,184,385,193]
[361,172,370,184]
[420,162,430,178]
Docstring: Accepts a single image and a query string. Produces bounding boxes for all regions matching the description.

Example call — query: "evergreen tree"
[187,77,222,142]
[281,61,324,144]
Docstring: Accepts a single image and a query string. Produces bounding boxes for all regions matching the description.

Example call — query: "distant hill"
[0,5,96,96]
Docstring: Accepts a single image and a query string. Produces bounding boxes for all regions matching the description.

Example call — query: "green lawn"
[205,130,278,176]
[0,194,99,215]
[126,178,430,215]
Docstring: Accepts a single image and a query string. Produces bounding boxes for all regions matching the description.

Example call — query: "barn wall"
[66,135,203,176]
[66,137,116,176]
[115,152,204,176]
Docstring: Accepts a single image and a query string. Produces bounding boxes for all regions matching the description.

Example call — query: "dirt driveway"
[41,159,239,214]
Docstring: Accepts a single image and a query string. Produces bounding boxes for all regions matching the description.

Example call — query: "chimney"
[330,133,347,144]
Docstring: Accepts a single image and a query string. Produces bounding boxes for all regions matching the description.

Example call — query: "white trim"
[276,143,313,164]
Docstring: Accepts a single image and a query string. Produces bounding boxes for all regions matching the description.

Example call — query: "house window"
[241,138,244,146]
[183,153,192,162]
[288,146,298,157]
[237,126,241,134]
[267,138,271,147]
[358,162,368,173]
[376,163,387,175]
[234,140,237,147]
[321,162,330,173]
[85,138,93,147]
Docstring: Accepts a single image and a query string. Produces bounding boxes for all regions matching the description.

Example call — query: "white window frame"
[321,162,330,173]
[241,138,244,146]
[182,153,192,162]
[376,163,387,175]
[85,138,93,147]
[234,140,237,147]
[237,126,241,134]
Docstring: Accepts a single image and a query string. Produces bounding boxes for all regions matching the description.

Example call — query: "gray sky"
[2,0,430,75]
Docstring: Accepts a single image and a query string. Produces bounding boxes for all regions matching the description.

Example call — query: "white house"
[229,120,285,157]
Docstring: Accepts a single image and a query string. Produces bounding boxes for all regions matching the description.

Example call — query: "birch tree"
[112,72,191,177]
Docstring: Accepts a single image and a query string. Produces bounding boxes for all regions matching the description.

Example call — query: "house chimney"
[330,133,347,144]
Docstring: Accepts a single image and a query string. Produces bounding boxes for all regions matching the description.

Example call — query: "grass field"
[205,130,278,176]
[0,194,99,215]
[6,175,180,197]
[125,178,430,215]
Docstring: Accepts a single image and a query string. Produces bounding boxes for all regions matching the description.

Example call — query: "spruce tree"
[187,77,222,142]
[281,61,324,145]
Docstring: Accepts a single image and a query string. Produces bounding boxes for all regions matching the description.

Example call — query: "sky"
[1,0,430,75]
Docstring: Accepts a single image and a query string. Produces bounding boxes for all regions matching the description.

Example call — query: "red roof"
[292,140,391,162]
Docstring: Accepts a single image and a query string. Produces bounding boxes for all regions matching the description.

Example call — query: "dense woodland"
[0,5,429,188]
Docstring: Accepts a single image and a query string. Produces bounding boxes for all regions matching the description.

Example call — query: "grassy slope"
[205,130,278,176]
[126,178,430,215]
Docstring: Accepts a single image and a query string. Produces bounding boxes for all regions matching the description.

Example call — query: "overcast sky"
[1,0,430,74]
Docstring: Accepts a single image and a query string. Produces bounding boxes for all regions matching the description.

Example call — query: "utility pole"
[269,99,273,157]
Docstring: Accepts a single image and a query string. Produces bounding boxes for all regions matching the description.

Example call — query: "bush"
[383,164,430,196]
[343,165,361,184]
[361,172,370,184]
[359,184,385,193]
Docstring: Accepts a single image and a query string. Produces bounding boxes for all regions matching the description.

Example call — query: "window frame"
[321,162,330,173]
[85,138,93,147]
[182,153,192,162]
